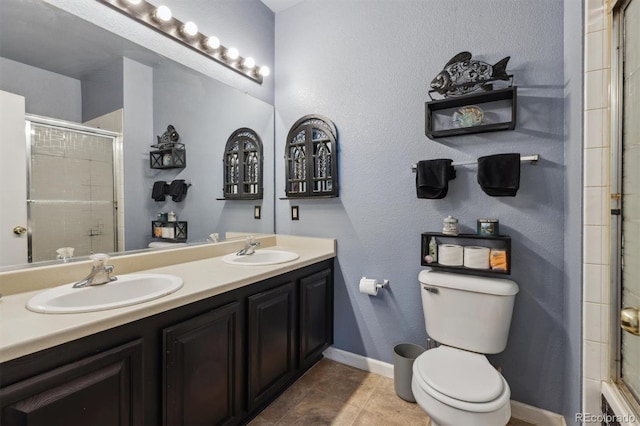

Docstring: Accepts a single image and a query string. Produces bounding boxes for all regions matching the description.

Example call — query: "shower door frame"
[25,114,124,262]
[609,0,640,417]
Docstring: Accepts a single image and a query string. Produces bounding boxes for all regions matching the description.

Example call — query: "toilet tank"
[418,269,519,354]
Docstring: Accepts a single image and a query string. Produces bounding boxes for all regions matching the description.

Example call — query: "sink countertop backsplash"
[0,234,336,363]
[0,235,281,296]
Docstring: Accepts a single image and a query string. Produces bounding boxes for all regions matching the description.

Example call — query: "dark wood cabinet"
[247,281,296,412]
[299,268,333,370]
[0,259,334,426]
[0,339,143,426]
[163,302,242,426]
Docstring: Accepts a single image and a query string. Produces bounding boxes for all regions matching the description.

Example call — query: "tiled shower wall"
[583,0,612,416]
[29,124,115,261]
[84,109,124,252]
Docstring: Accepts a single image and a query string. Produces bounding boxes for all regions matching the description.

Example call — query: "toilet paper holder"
[362,277,389,290]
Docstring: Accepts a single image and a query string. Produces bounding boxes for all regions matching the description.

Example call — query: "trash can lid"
[394,343,426,359]
[414,346,504,403]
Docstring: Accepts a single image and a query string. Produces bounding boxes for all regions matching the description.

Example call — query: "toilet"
[411,269,519,426]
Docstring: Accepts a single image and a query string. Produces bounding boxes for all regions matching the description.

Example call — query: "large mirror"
[0,0,275,270]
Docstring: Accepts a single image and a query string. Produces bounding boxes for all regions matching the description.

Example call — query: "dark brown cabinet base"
[0,259,333,426]
[248,281,296,412]
[0,340,143,426]
[164,302,242,426]
[299,268,333,370]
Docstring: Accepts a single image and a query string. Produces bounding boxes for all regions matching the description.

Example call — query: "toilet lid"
[414,346,504,403]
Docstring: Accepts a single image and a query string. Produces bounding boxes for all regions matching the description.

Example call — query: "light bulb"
[205,36,220,50]
[154,5,172,22]
[243,57,256,69]
[181,21,198,37]
[259,66,270,77]
[226,47,239,60]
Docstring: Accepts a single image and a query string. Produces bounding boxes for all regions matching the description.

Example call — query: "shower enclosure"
[611,0,640,416]
[26,116,121,263]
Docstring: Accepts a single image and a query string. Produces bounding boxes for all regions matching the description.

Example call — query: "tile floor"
[249,358,535,426]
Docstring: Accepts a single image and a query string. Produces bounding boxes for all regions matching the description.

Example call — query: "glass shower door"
[27,120,118,262]
[616,0,640,412]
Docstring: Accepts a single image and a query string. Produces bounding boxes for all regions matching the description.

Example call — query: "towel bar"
[168,179,192,187]
[411,154,539,172]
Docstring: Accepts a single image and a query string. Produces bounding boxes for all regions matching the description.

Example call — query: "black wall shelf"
[150,143,186,169]
[425,87,517,139]
[152,221,188,242]
[421,232,511,276]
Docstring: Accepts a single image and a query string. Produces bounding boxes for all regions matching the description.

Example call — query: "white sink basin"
[26,274,183,314]
[222,250,299,266]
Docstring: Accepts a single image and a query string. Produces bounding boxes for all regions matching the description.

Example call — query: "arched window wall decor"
[284,115,338,198]
[223,128,263,200]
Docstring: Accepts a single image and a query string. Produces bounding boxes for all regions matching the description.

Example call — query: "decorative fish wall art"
[157,125,181,148]
[429,51,512,99]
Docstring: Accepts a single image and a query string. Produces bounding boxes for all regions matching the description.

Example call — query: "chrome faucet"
[236,236,260,256]
[73,253,117,288]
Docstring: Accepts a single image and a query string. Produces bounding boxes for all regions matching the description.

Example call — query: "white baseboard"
[510,400,567,426]
[323,346,394,378]
[323,347,567,425]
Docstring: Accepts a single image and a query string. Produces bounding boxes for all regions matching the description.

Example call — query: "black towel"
[416,159,456,199]
[477,153,521,197]
[168,179,188,202]
[152,181,168,201]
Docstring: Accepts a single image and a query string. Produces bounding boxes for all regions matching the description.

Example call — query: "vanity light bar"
[97,0,267,84]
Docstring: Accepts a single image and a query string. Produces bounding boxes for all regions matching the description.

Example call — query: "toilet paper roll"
[463,246,490,269]
[359,277,379,296]
[438,244,463,266]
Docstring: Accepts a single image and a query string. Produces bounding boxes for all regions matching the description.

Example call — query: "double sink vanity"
[0,235,335,425]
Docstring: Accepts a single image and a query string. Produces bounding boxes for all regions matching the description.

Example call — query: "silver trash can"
[393,343,426,402]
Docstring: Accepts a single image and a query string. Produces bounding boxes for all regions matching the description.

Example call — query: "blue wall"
[0,57,82,122]
[563,0,584,422]
[274,0,574,416]
[81,59,124,122]
[123,58,275,250]
[22,0,584,419]
[47,0,275,104]
[160,0,275,104]
[123,58,154,252]
[152,60,275,243]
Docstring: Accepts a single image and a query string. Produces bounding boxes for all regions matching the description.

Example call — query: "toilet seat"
[148,242,187,248]
[412,346,510,412]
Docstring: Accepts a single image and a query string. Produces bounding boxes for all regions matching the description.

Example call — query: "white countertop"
[0,235,336,363]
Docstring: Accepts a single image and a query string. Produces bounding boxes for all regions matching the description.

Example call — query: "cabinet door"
[163,301,242,426]
[247,282,296,412]
[299,268,333,369]
[0,339,143,426]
